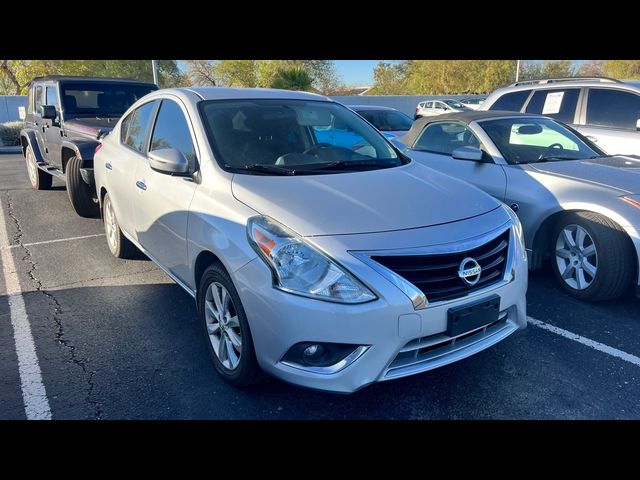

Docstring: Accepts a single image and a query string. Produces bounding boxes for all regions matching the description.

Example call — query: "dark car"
[20,76,157,217]
[350,105,414,139]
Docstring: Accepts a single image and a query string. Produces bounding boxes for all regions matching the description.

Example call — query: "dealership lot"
[1,152,639,419]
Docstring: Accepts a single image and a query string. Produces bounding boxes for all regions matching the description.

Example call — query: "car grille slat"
[371,228,510,303]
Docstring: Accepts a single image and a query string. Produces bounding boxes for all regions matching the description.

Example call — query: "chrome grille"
[371,228,510,303]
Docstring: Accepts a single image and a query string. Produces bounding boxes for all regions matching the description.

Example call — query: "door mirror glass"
[148,148,189,175]
[452,146,484,162]
[40,105,57,120]
[636,118,640,131]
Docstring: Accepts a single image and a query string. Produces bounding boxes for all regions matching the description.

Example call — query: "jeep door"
[31,84,46,153]
[133,98,198,284]
[43,82,63,168]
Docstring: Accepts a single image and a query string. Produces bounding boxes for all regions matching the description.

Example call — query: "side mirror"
[636,118,640,131]
[452,146,484,162]
[40,105,57,120]
[148,148,189,175]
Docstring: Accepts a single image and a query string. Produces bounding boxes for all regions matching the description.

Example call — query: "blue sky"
[334,60,381,86]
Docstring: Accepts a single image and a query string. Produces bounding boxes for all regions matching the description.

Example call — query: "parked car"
[415,99,471,119]
[481,77,640,157]
[349,105,413,139]
[94,87,528,393]
[460,97,487,110]
[396,110,640,301]
[20,76,157,217]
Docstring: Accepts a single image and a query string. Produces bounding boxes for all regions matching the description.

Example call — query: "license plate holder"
[447,295,501,337]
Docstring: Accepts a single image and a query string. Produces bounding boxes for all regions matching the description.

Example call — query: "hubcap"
[204,282,242,370]
[26,149,37,186]
[104,199,118,253]
[555,224,598,291]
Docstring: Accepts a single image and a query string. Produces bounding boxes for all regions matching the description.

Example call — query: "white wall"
[0,96,27,124]
[329,94,484,116]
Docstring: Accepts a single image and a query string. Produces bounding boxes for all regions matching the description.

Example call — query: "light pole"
[516,60,521,82]
[151,60,159,85]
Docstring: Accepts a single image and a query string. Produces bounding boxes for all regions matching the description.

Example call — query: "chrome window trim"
[351,220,514,310]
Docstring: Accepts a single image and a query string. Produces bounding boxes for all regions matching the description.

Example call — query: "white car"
[460,97,487,110]
[415,99,472,119]
[94,87,528,393]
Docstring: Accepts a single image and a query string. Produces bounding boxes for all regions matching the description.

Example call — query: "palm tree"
[270,67,313,91]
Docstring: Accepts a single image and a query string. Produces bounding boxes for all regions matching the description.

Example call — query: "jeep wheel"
[66,155,99,218]
[25,145,52,190]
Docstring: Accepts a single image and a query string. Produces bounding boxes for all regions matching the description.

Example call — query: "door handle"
[105,163,112,170]
[136,180,147,191]
[585,135,598,143]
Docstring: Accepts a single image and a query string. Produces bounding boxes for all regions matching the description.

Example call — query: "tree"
[368,61,409,95]
[540,60,575,78]
[0,60,184,94]
[603,60,640,79]
[577,60,604,77]
[215,60,257,87]
[184,60,217,86]
[270,67,313,91]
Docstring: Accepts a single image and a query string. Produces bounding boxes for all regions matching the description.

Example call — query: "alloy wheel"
[26,148,38,187]
[104,198,118,253]
[204,282,242,370]
[555,224,598,291]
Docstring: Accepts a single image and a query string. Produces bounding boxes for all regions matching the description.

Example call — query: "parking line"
[2,233,105,250]
[528,316,640,368]
[0,199,51,420]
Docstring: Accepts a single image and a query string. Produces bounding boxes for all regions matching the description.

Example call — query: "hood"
[529,156,640,194]
[231,161,500,236]
[64,118,117,139]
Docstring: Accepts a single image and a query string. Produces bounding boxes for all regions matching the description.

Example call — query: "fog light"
[282,342,368,373]
[303,344,324,358]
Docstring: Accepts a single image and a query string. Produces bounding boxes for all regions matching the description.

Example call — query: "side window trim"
[120,100,160,156]
[519,89,535,112]
[147,97,200,173]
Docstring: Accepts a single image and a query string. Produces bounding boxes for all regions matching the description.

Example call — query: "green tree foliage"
[603,60,640,79]
[520,60,575,81]
[270,67,313,91]
[368,61,408,94]
[0,60,184,94]
[577,60,604,77]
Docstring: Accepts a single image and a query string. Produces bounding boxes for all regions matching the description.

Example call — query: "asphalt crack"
[5,191,103,419]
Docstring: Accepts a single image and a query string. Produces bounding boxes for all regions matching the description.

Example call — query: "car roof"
[30,75,156,85]
[349,105,398,111]
[401,110,543,146]
[183,87,331,102]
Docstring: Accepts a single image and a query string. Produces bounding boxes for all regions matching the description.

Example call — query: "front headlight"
[502,204,527,259]
[247,216,377,304]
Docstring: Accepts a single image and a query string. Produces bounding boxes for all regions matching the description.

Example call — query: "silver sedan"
[396,110,640,301]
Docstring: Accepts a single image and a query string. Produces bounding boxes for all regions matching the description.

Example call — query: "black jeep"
[20,76,157,217]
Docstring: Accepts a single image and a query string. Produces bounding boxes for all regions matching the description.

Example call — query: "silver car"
[481,77,640,156]
[94,88,528,393]
[396,110,640,301]
[415,99,471,119]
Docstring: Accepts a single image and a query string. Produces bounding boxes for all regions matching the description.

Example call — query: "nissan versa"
[94,87,528,393]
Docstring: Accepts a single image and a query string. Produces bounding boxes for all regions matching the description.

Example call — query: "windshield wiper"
[304,159,399,171]
[587,154,616,159]
[536,156,581,163]
[226,164,296,176]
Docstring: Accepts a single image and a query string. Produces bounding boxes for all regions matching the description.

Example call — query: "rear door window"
[586,88,640,130]
[488,90,532,112]
[525,88,579,124]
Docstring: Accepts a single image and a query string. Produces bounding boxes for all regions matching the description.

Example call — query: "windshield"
[199,99,404,175]
[444,100,465,109]
[61,82,157,117]
[481,117,602,164]
[357,109,413,131]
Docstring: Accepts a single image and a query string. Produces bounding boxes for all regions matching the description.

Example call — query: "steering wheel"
[538,143,564,160]
[303,143,334,155]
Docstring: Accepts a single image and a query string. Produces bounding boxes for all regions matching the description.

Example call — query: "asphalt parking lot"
[1,152,639,420]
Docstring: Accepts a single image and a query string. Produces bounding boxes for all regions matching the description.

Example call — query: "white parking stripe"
[0,200,51,420]
[1,233,105,250]
[528,316,640,368]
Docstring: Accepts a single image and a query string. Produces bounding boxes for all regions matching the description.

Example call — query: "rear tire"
[25,145,52,190]
[198,263,260,387]
[103,193,137,259]
[66,155,99,218]
[551,212,634,301]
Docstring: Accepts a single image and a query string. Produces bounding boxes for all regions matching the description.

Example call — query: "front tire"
[198,263,260,387]
[66,155,99,218]
[25,145,52,190]
[551,212,634,301]
[103,193,137,259]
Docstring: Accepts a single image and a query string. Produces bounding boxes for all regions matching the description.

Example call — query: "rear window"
[61,82,157,116]
[488,90,531,112]
[586,88,640,130]
[525,89,579,124]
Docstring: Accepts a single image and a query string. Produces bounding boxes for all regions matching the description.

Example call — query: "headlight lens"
[247,216,376,304]
[502,204,526,259]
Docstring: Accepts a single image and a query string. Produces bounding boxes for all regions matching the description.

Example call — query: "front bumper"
[233,247,528,394]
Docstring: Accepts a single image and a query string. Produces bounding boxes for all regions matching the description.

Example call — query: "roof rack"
[510,76,621,87]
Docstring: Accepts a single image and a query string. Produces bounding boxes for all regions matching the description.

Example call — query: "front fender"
[20,129,45,161]
[61,139,99,162]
